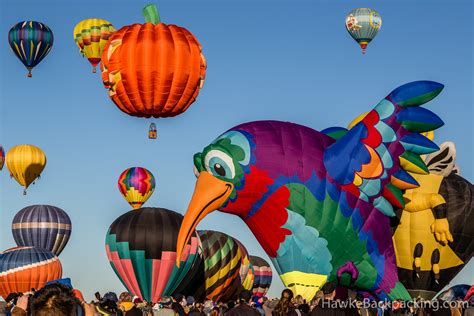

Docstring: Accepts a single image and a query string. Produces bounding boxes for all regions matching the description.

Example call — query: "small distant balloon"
[345,8,382,54]
[73,19,115,73]
[8,21,54,77]
[0,145,4,170]
[118,167,156,209]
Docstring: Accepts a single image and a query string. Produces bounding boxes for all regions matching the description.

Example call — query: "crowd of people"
[0,282,473,316]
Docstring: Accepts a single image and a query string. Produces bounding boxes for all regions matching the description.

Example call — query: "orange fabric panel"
[101,22,206,118]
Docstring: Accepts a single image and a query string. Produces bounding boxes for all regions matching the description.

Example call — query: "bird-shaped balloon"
[176,81,445,301]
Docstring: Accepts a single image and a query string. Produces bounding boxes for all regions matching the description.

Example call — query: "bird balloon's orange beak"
[176,172,234,266]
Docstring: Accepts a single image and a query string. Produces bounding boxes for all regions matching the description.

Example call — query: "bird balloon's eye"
[204,150,235,179]
[213,163,226,177]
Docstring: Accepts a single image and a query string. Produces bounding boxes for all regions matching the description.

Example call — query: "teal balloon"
[345,8,382,54]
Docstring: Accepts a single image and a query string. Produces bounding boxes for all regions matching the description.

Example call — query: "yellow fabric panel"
[393,173,463,271]
[6,144,46,188]
[280,271,327,302]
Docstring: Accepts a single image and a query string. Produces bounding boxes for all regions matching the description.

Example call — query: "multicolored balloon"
[118,167,156,209]
[176,81,444,301]
[345,8,382,54]
[100,4,206,120]
[106,207,200,302]
[0,145,4,170]
[0,247,62,299]
[8,21,54,77]
[198,230,243,302]
[12,205,72,256]
[249,256,272,298]
[6,144,47,194]
[73,18,115,73]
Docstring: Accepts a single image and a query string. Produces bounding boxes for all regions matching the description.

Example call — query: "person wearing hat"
[310,282,345,316]
[117,292,142,316]
[225,290,260,316]
[154,296,175,316]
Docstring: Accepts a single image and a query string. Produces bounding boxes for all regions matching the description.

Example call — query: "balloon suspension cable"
[27,68,32,78]
[143,4,161,24]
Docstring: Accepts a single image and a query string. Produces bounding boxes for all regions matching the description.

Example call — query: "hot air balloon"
[105,207,200,302]
[249,256,273,298]
[73,19,115,73]
[118,167,156,209]
[345,8,382,54]
[8,21,54,77]
[392,142,474,299]
[100,4,206,137]
[235,240,252,291]
[197,230,243,302]
[0,247,62,299]
[176,81,445,301]
[12,205,72,256]
[6,144,47,194]
[0,145,4,170]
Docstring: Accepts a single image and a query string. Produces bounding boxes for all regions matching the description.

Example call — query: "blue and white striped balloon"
[12,205,72,256]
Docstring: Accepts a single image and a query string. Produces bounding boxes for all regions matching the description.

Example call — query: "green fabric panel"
[286,183,378,289]
[398,89,444,107]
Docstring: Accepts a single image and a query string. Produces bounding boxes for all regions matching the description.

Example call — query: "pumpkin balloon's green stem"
[143,4,161,24]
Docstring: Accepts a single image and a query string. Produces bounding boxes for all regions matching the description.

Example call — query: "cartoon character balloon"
[106,208,200,302]
[12,205,72,256]
[345,8,382,54]
[0,247,62,299]
[177,81,445,301]
[6,144,47,194]
[118,167,156,209]
[393,142,474,299]
[100,4,206,136]
[73,19,115,73]
[250,256,273,298]
[8,21,54,77]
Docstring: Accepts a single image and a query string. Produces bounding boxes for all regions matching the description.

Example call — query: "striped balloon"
[199,230,242,302]
[345,8,382,54]
[12,205,72,256]
[118,167,156,209]
[0,247,62,299]
[242,262,255,291]
[106,208,200,302]
[0,145,4,170]
[249,256,272,298]
[73,19,115,73]
[8,21,54,77]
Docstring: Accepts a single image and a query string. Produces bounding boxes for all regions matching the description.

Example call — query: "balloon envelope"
[249,256,272,298]
[8,21,54,77]
[105,207,200,302]
[6,144,46,192]
[12,205,72,256]
[0,247,62,299]
[345,8,382,53]
[118,167,155,209]
[0,145,4,170]
[73,18,115,72]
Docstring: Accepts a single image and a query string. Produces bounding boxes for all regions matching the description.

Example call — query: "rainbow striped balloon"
[118,167,155,209]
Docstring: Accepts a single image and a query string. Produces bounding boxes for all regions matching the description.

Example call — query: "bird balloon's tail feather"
[386,282,412,301]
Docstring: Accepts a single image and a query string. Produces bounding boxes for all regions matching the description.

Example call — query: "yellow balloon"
[73,18,115,73]
[6,144,46,193]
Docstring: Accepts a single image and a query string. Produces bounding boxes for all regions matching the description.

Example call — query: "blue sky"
[0,0,472,300]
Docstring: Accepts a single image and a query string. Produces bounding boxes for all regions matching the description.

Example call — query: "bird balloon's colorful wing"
[324,81,444,217]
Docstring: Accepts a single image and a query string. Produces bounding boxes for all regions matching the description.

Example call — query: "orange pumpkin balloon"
[101,5,206,118]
